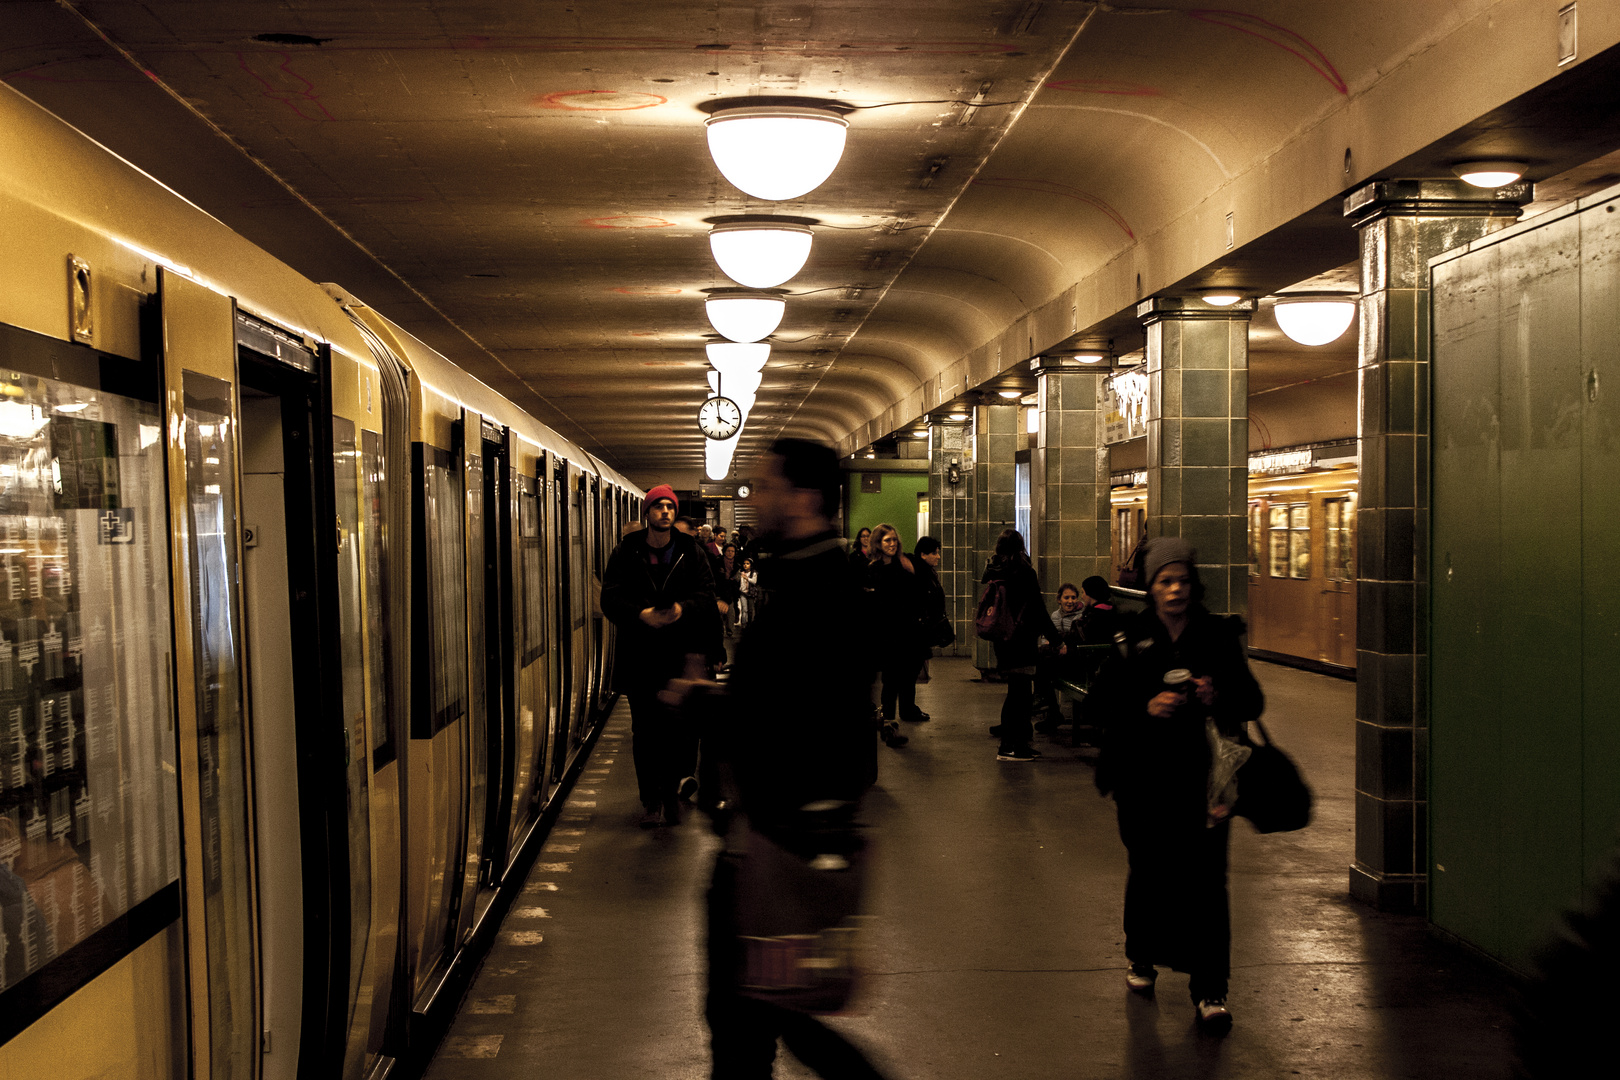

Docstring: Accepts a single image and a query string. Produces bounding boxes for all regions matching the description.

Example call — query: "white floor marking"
[504,930,546,946]
[537,862,572,872]
[569,801,597,808]
[467,994,517,1014]
[513,906,551,918]
[442,1035,503,1058]
[544,843,579,853]
[526,882,559,892]
[553,828,585,836]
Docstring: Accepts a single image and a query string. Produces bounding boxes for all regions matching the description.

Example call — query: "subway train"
[0,84,637,1079]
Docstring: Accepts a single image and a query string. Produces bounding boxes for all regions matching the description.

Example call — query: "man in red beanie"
[601,484,722,826]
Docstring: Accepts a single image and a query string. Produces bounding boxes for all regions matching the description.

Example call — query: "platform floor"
[424,658,1518,1080]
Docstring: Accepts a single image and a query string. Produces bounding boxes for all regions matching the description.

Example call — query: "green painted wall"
[846,472,930,554]
[1430,191,1620,973]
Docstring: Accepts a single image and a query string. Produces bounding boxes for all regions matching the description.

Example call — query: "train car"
[1110,440,1359,675]
[0,82,634,1080]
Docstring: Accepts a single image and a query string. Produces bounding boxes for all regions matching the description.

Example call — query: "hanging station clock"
[735,482,752,499]
[698,395,743,439]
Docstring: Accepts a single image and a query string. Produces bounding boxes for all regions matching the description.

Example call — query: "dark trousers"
[1118,807,1231,1001]
[878,656,919,720]
[706,859,889,1080]
[997,672,1034,751]
[628,691,698,811]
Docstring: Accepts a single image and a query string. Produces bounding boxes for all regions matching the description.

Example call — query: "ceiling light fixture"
[705,292,785,342]
[1452,160,1526,188]
[1272,296,1357,347]
[949,412,969,422]
[709,220,814,287]
[705,105,849,201]
[707,341,772,377]
[1202,292,1243,306]
[1074,353,1106,364]
[997,390,1022,399]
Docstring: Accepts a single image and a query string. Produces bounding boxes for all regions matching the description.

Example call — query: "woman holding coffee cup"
[1089,536,1264,1034]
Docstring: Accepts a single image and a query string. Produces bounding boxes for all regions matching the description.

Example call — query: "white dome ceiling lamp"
[708,368,764,415]
[705,290,786,343]
[707,341,772,378]
[1452,160,1526,189]
[705,105,849,201]
[710,219,814,288]
[706,432,742,481]
[1272,296,1358,347]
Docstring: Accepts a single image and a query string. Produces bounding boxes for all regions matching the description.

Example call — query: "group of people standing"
[848,525,950,749]
[603,468,1267,1077]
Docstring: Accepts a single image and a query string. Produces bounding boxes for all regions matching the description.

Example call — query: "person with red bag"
[978,528,1058,762]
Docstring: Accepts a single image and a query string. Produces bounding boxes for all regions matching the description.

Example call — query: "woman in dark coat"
[867,523,926,725]
[981,528,1056,761]
[1090,536,1263,1033]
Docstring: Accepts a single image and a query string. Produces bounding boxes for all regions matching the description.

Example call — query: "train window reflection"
[1325,496,1356,582]
[0,370,177,1001]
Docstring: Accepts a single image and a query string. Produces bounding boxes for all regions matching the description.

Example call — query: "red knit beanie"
[644,484,678,514]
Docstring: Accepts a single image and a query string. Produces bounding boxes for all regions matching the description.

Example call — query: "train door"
[469,423,516,926]
[549,456,572,779]
[508,462,547,862]
[406,413,468,1017]
[1320,493,1357,668]
[589,475,610,713]
[566,467,588,746]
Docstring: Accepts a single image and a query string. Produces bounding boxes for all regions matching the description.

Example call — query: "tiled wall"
[1032,368,1111,598]
[927,420,975,655]
[973,403,1018,670]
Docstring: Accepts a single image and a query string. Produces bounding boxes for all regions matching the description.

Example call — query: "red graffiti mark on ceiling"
[535,89,668,110]
[628,331,659,336]
[971,178,1134,241]
[1044,78,1161,97]
[585,216,674,229]
[1188,10,1348,95]
[617,287,684,295]
[235,50,335,120]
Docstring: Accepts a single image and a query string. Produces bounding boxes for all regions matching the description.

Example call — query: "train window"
[1325,496,1356,581]
[1269,502,1311,579]
[1248,502,1263,576]
[519,480,544,666]
[422,445,468,733]
[0,360,177,1018]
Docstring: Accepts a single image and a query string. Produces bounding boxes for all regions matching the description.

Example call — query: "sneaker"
[677,776,699,804]
[637,807,663,829]
[881,722,909,748]
[1125,964,1157,994]
[996,746,1042,761]
[1195,998,1232,1033]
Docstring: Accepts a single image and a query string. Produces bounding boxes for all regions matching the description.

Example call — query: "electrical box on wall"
[860,474,881,493]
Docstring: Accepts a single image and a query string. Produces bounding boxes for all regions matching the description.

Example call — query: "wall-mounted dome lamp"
[710,220,814,287]
[706,341,772,377]
[1201,292,1244,306]
[1452,160,1526,188]
[1073,352,1108,364]
[705,105,849,201]
[1273,296,1357,347]
[705,291,785,343]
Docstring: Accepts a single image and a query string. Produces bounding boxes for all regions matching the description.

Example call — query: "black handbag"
[732,816,869,1014]
[1233,719,1313,833]
[926,612,956,648]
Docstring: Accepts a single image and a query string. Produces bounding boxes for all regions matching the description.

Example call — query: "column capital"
[1029,354,1110,376]
[1136,296,1255,326]
[1343,178,1533,227]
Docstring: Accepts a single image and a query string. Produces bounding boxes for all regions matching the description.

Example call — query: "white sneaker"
[1125,965,1157,994]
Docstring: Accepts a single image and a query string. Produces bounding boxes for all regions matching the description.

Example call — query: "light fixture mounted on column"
[1451,160,1526,188]
[708,217,815,287]
[704,289,786,343]
[1272,296,1357,347]
[705,104,850,201]
[1201,292,1244,306]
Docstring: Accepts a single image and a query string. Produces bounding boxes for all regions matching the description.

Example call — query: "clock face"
[698,395,742,439]
[736,483,752,499]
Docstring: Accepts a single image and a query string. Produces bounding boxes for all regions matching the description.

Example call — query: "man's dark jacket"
[601,527,721,693]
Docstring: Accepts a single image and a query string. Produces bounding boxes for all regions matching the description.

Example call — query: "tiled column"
[1031,357,1111,594]
[972,401,1018,673]
[927,417,975,655]
[1343,179,1530,912]
[1136,297,1254,617]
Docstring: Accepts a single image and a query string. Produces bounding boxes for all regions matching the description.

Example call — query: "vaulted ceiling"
[5,1,1620,486]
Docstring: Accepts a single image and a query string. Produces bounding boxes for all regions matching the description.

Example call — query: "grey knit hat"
[1143,536,1197,586]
